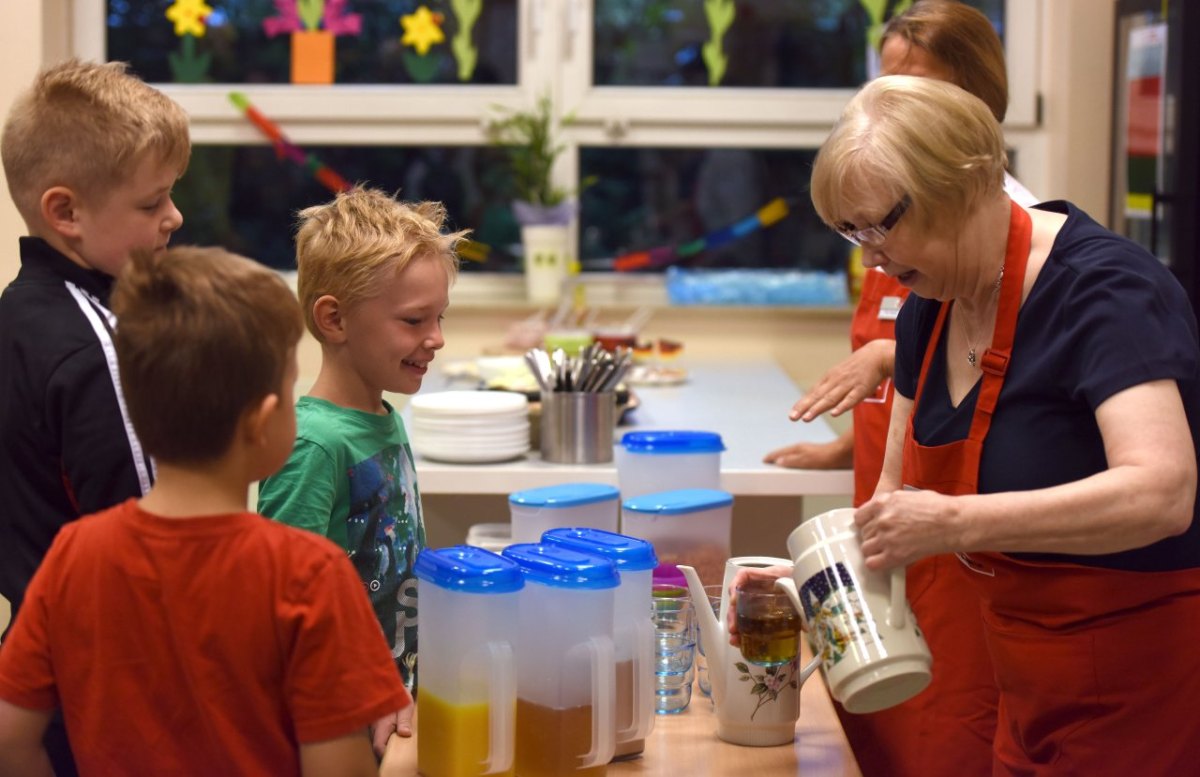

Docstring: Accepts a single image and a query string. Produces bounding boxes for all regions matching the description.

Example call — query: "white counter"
[408,361,853,498]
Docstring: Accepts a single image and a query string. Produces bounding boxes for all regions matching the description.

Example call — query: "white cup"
[775,508,931,714]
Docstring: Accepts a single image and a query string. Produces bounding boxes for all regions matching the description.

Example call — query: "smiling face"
[340,254,451,397]
[68,153,184,276]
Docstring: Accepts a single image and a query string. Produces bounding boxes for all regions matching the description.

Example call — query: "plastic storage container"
[620,489,734,589]
[501,543,619,777]
[414,546,524,777]
[508,483,621,544]
[541,529,657,759]
[615,431,725,500]
[466,523,513,554]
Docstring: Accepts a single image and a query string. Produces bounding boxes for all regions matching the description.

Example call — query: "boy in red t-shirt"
[0,246,411,776]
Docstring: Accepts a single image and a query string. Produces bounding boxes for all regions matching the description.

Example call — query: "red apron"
[904,201,1200,775]
[850,270,909,507]
[842,204,1034,777]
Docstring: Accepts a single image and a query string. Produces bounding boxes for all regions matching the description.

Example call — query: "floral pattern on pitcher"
[798,562,872,668]
[735,657,800,720]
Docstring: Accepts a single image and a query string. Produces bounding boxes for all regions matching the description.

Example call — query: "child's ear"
[312,295,347,344]
[243,392,281,447]
[41,187,82,239]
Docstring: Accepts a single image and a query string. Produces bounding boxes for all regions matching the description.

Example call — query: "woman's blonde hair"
[295,188,468,341]
[881,0,1009,123]
[810,75,1007,239]
[1,59,191,223]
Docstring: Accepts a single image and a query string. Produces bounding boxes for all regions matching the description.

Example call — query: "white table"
[408,361,854,498]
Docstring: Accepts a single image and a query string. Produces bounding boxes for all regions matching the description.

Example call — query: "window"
[75,0,1038,298]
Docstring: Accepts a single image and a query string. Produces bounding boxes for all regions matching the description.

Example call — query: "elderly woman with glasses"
[810,74,1200,776]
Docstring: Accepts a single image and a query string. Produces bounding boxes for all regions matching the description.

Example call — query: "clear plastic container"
[414,546,524,777]
[615,431,725,500]
[466,523,513,554]
[541,528,657,759]
[508,483,621,544]
[501,543,618,777]
[620,489,734,589]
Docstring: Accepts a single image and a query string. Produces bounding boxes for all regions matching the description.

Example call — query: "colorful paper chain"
[614,197,793,271]
[228,91,352,194]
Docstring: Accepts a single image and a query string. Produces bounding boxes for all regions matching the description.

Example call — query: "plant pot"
[291,30,335,85]
[521,224,572,304]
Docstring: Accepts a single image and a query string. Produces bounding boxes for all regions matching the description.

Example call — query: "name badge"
[878,296,902,321]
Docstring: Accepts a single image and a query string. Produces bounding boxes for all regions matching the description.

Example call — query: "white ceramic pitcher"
[680,557,820,747]
[775,508,932,715]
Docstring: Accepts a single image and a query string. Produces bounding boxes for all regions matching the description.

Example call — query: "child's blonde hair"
[1,59,191,224]
[112,246,303,464]
[295,188,467,341]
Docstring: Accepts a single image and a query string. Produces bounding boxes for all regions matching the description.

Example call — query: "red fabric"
[850,270,909,507]
[0,499,409,777]
[966,552,1200,775]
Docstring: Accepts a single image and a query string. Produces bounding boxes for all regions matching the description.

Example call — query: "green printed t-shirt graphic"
[258,396,425,693]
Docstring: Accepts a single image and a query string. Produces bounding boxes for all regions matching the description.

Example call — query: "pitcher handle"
[887,566,907,630]
[624,617,656,741]
[579,636,615,768]
[482,640,515,775]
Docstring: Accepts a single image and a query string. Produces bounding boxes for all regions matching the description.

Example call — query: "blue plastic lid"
[622,488,734,515]
[508,483,620,509]
[620,430,726,454]
[540,528,658,571]
[502,543,620,590]
[414,546,525,594]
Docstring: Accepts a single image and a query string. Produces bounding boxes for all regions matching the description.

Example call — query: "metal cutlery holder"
[539,391,616,463]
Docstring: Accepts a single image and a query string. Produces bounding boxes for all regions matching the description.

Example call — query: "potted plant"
[487,95,592,303]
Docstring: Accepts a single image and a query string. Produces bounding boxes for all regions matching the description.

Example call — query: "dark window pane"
[594,0,1005,88]
[172,145,520,272]
[578,146,850,274]
[108,0,517,85]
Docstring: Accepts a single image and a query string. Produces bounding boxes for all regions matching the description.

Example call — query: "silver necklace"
[962,266,1005,369]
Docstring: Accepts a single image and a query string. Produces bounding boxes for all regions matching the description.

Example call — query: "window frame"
[73,0,1042,301]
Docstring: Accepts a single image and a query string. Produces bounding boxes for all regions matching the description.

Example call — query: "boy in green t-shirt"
[258,189,467,723]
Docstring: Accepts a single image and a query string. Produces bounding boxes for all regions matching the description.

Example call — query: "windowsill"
[277,269,851,315]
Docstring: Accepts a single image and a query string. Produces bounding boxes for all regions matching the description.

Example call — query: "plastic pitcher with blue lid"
[502,543,618,775]
[540,529,658,759]
[414,546,523,777]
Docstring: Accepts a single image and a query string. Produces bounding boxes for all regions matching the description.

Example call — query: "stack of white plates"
[409,391,530,463]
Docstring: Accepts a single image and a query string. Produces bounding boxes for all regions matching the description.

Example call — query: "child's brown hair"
[111,246,303,463]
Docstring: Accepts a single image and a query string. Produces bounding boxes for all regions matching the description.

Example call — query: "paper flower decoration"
[165,0,213,38]
[400,5,446,56]
[263,0,362,37]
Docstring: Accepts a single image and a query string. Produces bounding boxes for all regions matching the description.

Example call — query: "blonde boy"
[0,246,411,776]
[258,189,466,714]
[0,59,189,773]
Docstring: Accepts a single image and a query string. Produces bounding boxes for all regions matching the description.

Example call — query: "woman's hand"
[726,564,793,646]
[791,339,896,422]
[854,489,964,570]
[764,433,853,470]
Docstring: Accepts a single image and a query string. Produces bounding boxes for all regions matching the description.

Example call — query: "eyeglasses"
[834,196,911,247]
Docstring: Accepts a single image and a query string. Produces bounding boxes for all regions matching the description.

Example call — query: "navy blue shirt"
[894,201,1200,571]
